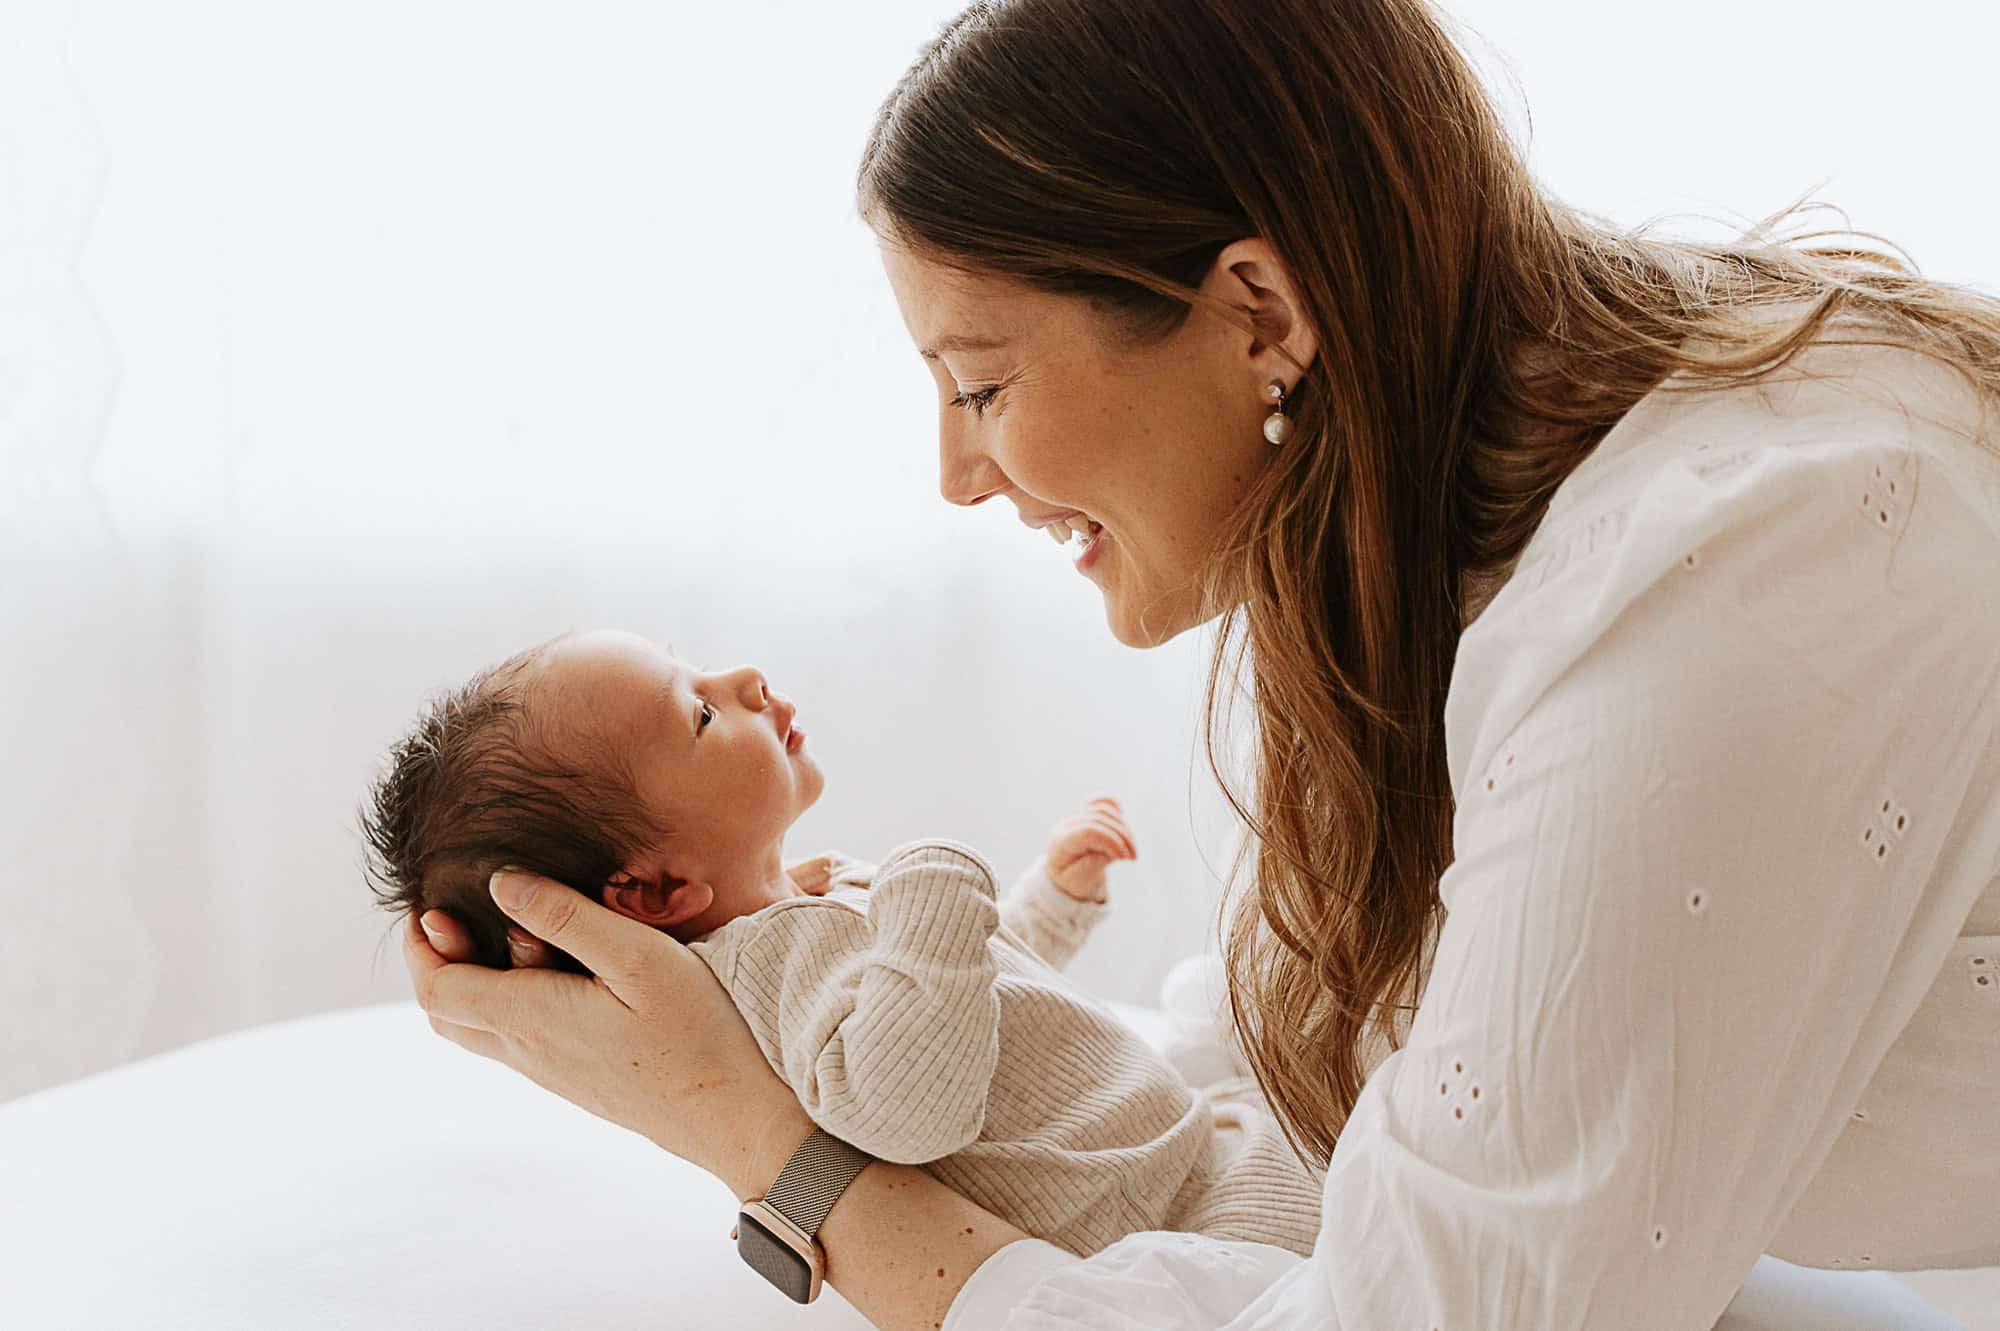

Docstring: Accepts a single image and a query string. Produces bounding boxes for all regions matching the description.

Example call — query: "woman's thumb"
[489,867,654,991]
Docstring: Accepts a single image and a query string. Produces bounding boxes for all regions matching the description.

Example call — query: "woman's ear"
[1206,236,1320,385]
[602,871,714,929]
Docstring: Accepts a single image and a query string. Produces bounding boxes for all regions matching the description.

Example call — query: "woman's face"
[879,237,1303,647]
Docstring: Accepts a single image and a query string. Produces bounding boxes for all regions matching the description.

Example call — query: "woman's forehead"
[881,240,1047,341]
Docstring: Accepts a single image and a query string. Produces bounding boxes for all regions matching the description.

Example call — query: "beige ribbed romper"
[687,838,1324,1258]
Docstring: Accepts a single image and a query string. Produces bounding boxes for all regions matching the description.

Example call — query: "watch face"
[738,1211,814,1304]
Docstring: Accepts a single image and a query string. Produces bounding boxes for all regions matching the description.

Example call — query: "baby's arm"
[996,857,1107,972]
[711,838,1002,1165]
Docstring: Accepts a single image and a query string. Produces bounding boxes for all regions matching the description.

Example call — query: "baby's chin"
[796,751,828,806]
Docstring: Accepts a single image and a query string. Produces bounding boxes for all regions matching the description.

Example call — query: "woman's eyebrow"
[919,333,1011,361]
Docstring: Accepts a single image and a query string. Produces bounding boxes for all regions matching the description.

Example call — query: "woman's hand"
[405,870,810,1196]
[1044,794,1137,904]
[413,869,1031,1331]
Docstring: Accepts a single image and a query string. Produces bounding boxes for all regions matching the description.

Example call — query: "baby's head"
[361,628,824,971]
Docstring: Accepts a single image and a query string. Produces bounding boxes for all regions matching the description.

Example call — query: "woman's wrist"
[712,1096,816,1203]
[818,1160,1028,1331]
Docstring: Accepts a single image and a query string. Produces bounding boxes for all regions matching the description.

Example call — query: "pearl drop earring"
[1262,380,1293,447]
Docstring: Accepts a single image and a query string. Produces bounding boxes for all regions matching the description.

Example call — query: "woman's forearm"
[725,1102,1027,1331]
[820,1159,1025,1330]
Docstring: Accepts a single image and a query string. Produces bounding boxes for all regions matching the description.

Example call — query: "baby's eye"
[697,700,716,732]
[950,385,1001,417]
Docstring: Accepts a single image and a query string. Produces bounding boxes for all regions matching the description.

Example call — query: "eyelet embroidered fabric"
[944,336,2000,1331]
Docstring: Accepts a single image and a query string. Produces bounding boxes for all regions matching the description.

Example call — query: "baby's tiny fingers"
[1084,829,1130,861]
[785,855,837,894]
[1087,813,1137,858]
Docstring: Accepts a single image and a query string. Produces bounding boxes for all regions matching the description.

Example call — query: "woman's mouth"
[1072,520,1108,570]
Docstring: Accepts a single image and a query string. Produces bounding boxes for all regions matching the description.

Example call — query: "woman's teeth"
[1047,514,1102,546]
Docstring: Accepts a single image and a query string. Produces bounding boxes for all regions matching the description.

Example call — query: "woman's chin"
[1106,612,1161,649]
[1104,585,1199,649]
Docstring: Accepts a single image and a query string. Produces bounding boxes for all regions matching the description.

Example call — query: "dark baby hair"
[359,639,667,973]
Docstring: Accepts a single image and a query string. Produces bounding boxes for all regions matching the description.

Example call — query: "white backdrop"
[3,0,1997,1106]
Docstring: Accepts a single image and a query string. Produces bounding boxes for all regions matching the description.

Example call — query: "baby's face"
[529,629,823,880]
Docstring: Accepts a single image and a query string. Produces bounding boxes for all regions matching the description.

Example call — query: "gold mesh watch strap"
[761,1127,875,1239]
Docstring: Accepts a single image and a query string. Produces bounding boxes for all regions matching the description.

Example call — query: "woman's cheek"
[1001,419,1084,504]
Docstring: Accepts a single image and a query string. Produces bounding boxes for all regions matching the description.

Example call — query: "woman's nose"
[938,423,1009,507]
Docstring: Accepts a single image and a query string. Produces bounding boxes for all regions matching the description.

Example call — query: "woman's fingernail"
[491,869,534,911]
[420,916,448,948]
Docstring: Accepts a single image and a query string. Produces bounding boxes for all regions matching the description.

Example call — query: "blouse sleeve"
[944,425,2000,1330]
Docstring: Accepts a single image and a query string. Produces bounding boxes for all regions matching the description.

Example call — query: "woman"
[405,1,2000,1327]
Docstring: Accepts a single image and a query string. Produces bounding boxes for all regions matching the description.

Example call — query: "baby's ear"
[602,870,712,928]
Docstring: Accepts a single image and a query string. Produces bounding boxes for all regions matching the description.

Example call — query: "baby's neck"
[670,858,804,944]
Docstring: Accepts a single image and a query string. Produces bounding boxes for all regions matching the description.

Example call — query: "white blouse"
[945,338,2000,1330]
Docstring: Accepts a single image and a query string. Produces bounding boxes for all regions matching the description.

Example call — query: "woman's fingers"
[412,906,557,972]
[403,914,504,1033]
[405,911,563,1035]
[406,911,459,980]
[417,909,479,963]
[487,868,660,1004]
[506,924,558,968]
[426,1010,509,1062]
[409,886,809,1186]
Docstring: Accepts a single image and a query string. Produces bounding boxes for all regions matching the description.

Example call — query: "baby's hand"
[1044,795,1136,904]
[786,851,859,896]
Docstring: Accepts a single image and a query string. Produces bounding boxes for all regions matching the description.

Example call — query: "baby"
[361,627,1323,1259]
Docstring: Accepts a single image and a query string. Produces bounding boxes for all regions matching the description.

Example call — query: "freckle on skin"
[937,1268,946,1278]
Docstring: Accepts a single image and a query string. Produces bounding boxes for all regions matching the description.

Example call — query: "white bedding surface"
[0,1001,1990,1329]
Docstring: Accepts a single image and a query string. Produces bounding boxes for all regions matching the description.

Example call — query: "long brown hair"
[857,0,2000,1165]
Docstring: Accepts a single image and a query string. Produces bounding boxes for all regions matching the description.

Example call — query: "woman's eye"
[950,385,1001,417]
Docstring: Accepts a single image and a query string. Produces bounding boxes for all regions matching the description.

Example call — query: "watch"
[731,1126,875,1303]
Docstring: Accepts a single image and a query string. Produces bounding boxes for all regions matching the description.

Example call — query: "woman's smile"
[1070,520,1109,572]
